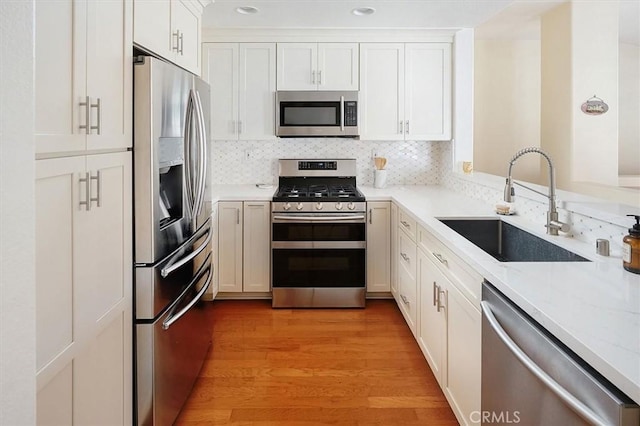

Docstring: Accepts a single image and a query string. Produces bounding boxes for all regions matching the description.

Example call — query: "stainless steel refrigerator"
[133,55,212,426]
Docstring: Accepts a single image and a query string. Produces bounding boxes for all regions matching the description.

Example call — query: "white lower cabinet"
[217,201,271,294]
[390,203,399,297]
[444,280,482,426]
[243,202,271,292]
[393,205,481,425]
[35,152,132,425]
[207,202,220,300]
[416,248,447,388]
[366,201,391,293]
[218,201,244,292]
[396,226,418,335]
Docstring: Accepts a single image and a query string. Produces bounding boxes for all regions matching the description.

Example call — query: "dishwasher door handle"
[481,301,609,426]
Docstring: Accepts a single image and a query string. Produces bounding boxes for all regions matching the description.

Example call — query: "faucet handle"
[547,220,570,233]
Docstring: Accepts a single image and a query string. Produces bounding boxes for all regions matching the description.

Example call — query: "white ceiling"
[202,0,516,29]
[202,0,639,45]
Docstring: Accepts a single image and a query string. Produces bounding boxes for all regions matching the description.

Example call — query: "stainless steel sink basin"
[439,218,589,262]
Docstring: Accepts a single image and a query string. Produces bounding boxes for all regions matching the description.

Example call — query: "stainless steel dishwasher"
[481,282,639,426]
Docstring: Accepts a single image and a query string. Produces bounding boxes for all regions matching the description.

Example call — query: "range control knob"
[335,202,343,211]
[296,203,304,211]
[315,202,323,210]
[348,202,356,211]
[283,202,291,211]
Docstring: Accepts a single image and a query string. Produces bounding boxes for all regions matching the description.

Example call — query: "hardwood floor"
[175,299,458,425]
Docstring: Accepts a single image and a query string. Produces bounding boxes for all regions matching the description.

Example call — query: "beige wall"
[540,2,573,189]
[473,39,541,182]
[571,0,619,187]
[619,42,640,176]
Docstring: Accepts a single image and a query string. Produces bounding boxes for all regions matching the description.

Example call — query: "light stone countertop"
[211,184,277,202]
[212,183,640,404]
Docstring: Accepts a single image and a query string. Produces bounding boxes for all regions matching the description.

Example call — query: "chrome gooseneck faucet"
[503,147,570,236]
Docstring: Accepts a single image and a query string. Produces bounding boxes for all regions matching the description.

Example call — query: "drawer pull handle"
[436,288,446,313]
[432,281,437,306]
[400,220,411,229]
[400,252,410,263]
[400,294,409,305]
[432,252,448,267]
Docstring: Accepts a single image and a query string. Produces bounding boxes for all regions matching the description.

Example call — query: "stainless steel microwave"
[276,91,359,138]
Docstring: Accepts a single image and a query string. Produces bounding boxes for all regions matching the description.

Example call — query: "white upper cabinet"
[133,0,170,60]
[171,0,201,74]
[203,43,276,140]
[359,43,405,140]
[360,43,451,141]
[317,43,359,90]
[35,0,132,155]
[203,43,238,140]
[277,43,359,91]
[405,43,452,141]
[133,0,207,75]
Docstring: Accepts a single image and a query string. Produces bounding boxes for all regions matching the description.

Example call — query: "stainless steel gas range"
[271,159,366,308]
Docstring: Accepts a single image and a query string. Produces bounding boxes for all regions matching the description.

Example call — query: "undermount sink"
[439,218,589,262]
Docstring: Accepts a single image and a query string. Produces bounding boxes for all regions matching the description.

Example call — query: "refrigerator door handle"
[160,221,211,278]
[184,90,196,217]
[163,264,212,330]
[192,90,207,221]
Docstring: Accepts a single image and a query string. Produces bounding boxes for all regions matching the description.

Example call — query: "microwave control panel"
[344,101,358,126]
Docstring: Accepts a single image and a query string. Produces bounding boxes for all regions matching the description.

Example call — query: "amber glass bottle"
[623,215,640,274]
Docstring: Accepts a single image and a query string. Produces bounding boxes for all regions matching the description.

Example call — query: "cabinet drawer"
[418,224,482,308]
[398,209,417,241]
[397,256,417,335]
[398,230,417,279]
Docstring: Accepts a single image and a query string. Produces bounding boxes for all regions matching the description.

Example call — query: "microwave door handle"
[162,264,212,330]
[161,224,212,278]
[340,96,345,132]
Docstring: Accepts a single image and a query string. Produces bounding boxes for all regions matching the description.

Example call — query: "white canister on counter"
[374,169,387,188]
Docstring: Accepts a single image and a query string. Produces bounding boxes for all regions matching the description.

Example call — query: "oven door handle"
[272,214,366,222]
[272,241,366,249]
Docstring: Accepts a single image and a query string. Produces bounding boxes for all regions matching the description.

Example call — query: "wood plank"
[175,299,457,425]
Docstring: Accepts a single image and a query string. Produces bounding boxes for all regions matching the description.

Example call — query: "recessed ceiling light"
[351,7,376,16]
[235,6,259,15]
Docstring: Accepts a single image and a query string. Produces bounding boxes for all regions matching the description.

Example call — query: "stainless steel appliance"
[271,159,366,308]
[481,282,640,426]
[275,91,359,137]
[133,55,213,426]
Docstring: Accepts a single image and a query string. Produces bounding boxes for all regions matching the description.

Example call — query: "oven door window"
[279,102,340,127]
[273,222,365,242]
[272,249,365,288]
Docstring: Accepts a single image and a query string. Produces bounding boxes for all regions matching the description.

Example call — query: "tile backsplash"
[212,138,633,255]
[210,139,447,186]
[438,144,631,255]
